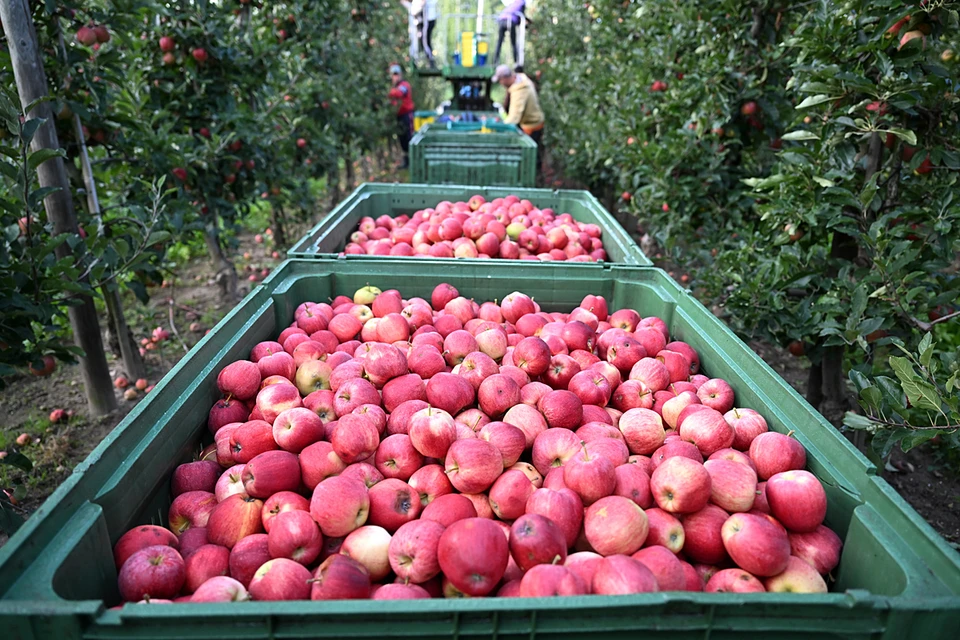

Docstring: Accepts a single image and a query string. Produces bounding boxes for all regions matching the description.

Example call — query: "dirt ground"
[1,179,957,552]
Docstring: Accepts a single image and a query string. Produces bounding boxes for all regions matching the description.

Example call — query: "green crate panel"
[288,183,651,265]
[1,260,958,639]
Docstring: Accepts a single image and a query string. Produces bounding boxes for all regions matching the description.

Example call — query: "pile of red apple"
[112,283,842,604]
[342,195,608,261]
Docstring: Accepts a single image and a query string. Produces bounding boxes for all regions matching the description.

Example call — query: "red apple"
[372,583,431,599]
[680,504,730,564]
[478,422,526,468]
[183,544,230,593]
[367,478,421,533]
[614,462,652,508]
[215,464,248,502]
[568,370,612,407]
[388,518,446,583]
[789,525,842,574]
[591,554,658,594]
[118,545,185,601]
[678,407,735,456]
[650,440,703,471]
[650,456,711,514]
[629,358,670,392]
[721,512,791,577]
[563,449,616,506]
[525,487,583,548]
[519,564,588,597]
[208,398,251,434]
[330,413,380,464]
[248,558,312,601]
[408,407,458,458]
[168,491,217,536]
[509,513,567,571]
[299,441,346,490]
[421,493,478,527]
[310,476,370,537]
[632,545,685,591]
[381,374,427,413]
[749,431,806,479]
[408,463,454,505]
[661,391,700,430]
[438,518,509,596]
[229,534,271,587]
[697,378,735,413]
[267,509,322,565]
[387,399,430,435]
[618,407,666,455]
[584,495,649,556]
[542,354,581,389]
[334,377,380,416]
[765,470,827,532]
[611,380,655,411]
[477,373,522,417]
[531,428,583,476]
[255,383,302,424]
[242,450,300,498]
[191,576,249,602]
[114,525,180,569]
[172,460,220,496]
[272,407,324,453]
[340,525,392,581]
[703,459,758,513]
[502,403,547,447]
[643,507,685,554]
[538,389,583,430]
[705,568,765,593]
[261,491,310,533]
[444,438,503,494]
[218,360,262,401]
[488,468,536,520]
[763,555,828,593]
[724,408,769,450]
[230,420,278,464]
[207,494,265,548]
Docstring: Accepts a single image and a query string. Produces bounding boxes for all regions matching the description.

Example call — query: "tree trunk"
[327,161,341,210]
[344,150,355,191]
[102,284,145,380]
[203,215,239,303]
[2,0,116,415]
[271,203,287,249]
[56,23,146,382]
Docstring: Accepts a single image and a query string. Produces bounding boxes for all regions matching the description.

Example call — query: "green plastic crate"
[410,126,537,186]
[1,259,958,638]
[420,121,519,133]
[287,182,651,265]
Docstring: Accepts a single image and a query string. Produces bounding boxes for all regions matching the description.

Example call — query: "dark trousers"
[424,19,436,64]
[397,113,412,168]
[494,20,519,64]
[529,128,543,182]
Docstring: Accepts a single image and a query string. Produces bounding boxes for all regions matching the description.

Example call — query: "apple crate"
[287,182,652,265]
[409,128,537,186]
[1,259,958,639]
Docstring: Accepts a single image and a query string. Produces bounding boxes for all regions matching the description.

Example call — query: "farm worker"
[388,64,415,169]
[400,1,438,66]
[493,64,544,178]
[493,0,526,65]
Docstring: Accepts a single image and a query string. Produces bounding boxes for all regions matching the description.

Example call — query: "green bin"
[287,182,651,265]
[0,259,957,638]
[410,126,537,186]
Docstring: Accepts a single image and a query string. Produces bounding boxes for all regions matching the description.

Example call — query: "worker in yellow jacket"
[493,64,544,180]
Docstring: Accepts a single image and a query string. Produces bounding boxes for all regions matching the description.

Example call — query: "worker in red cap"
[388,64,415,169]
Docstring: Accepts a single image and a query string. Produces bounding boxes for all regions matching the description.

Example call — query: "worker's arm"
[388,84,409,100]
[503,86,527,125]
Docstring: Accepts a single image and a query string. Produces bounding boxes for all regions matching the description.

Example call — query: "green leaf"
[918,333,933,368]
[885,128,917,146]
[27,148,65,172]
[20,118,44,144]
[859,386,883,410]
[900,430,939,453]
[843,412,875,431]
[900,380,942,412]
[0,451,33,472]
[782,130,820,141]
[890,356,919,384]
[795,94,835,109]
[812,176,833,188]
